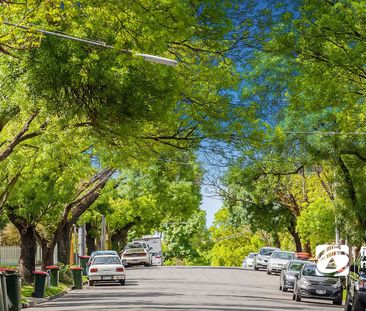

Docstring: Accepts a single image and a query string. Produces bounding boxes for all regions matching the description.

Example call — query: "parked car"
[121,242,152,267]
[242,253,257,269]
[88,255,126,286]
[293,262,342,305]
[151,252,163,266]
[253,247,280,270]
[279,259,308,292]
[344,247,366,311]
[267,250,295,274]
[86,250,119,271]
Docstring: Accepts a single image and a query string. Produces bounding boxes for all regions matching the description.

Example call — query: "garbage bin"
[0,271,7,311]
[32,271,48,298]
[78,256,90,275]
[2,269,19,311]
[70,267,83,289]
[45,266,60,287]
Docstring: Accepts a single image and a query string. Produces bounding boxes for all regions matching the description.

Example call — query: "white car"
[151,252,163,266]
[121,242,152,267]
[88,255,126,286]
[267,250,295,274]
[242,253,257,268]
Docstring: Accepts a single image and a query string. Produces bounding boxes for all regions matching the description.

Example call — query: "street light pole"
[3,22,178,67]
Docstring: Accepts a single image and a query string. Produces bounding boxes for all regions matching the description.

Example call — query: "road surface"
[30,266,343,310]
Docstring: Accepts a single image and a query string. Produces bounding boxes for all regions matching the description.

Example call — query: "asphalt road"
[30,266,343,311]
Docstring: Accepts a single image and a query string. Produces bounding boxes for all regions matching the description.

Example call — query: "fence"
[0,245,42,266]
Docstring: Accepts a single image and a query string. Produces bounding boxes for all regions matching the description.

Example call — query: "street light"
[3,21,178,67]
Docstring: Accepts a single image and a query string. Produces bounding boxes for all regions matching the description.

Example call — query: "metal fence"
[0,245,42,266]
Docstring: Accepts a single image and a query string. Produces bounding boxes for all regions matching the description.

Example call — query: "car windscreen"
[93,257,121,265]
[248,254,254,258]
[272,252,294,260]
[260,248,275,256]
[288,262,305,271]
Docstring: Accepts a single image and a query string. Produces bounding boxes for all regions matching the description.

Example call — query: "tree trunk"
[303,241,311,254]
[85,222,97,254]
[18,225,37,284]
[110,221,136,252]
[271,231,281,249]
[41,244,54,270]
[288,217,302,252]
[57,225,72,265]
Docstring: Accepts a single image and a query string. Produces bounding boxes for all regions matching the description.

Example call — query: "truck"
[133,236,163,266]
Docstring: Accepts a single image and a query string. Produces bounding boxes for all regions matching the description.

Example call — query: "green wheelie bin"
[2,269,19,311]
[78,256,90,276]
[32,271,48,298]
[45,266,60,287]
[70,267,83,289]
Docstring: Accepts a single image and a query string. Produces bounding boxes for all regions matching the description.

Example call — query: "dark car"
[344,249,366,311]
[279,259,308,292]
[293,263,342,305]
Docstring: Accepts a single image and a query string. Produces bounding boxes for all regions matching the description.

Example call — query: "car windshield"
[260,248,275,256]
[272,252,294,260]
[248,254,254,258]
[288,262,305,271]
[93,256,121,265]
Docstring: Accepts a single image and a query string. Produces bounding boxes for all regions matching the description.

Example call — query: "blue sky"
[200,193,222,227]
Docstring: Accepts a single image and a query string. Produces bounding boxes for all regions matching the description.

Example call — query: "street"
[29,266,343,311]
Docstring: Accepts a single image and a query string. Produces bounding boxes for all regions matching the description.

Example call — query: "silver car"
[267,250,295,274]
[242,253,257,269]
[253,247,280,270]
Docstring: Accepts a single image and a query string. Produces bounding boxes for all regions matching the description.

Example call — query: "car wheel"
[267,268,271,275]
[333,298,343,305]
[295,292,301,302]
[352,292,365,311]
[344,292,352,311]
[89,280,94,286]
[254,264,259,271]
[292,292,295,300]
[279,281,282,291]
[281,280,287,292]
[119,279,126,286]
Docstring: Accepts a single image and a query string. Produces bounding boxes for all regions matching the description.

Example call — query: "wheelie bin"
[0,270,8,311]
[45,266,60,287]
[32,271,48,298]
[5,269,20,311]
[70,267,83,289]
[78,256,90,275]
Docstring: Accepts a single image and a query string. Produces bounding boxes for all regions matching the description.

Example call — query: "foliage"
[209,208,268,266]
[163,211,212,265]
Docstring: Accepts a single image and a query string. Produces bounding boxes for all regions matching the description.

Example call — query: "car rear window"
[93,256,121,265]
[248,254,254,258]
[272,252,294,260]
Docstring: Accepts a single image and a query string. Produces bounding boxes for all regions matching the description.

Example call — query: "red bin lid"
[45,266,60,270]
[33,271,48,275]
[0,268,17,272]
[70,266,83,271]
[78,255,90,259]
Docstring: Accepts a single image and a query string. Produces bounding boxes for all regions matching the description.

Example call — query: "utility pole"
[101,215,106,250]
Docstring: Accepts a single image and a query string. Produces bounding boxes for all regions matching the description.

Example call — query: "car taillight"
[116,267,124,272]
[155,256,161,259]
[90,268,98,273]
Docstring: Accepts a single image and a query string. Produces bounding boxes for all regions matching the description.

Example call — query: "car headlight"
[301,278,310,287]
[332,280,342,288]
[286,274,295,281]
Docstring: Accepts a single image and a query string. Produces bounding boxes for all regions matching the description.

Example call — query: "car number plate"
[102,276,112,280]
[316,290,326,295]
